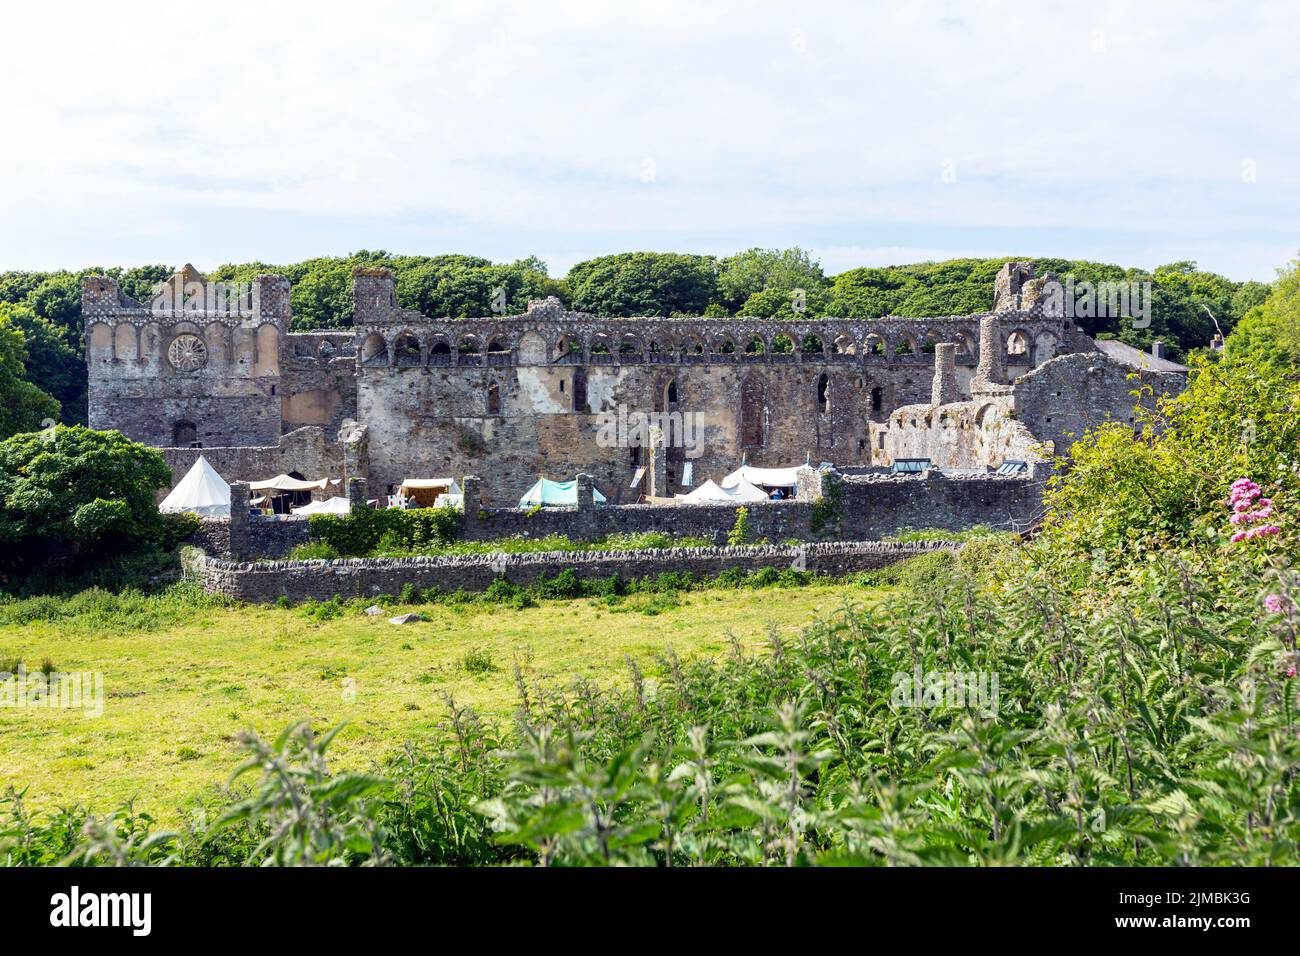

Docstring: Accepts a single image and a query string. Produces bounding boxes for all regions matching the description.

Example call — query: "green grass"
[0,581,884,821]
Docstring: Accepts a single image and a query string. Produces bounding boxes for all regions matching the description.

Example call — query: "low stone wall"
[198,467,1043,560]
[197,540,954,603]
[466,498,813,544]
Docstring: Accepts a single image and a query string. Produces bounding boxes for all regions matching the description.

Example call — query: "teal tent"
[517,478,607,508]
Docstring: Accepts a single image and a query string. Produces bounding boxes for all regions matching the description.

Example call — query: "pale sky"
[2,0,1297,280]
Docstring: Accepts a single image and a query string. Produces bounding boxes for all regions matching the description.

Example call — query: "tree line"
[0,248,1281,436]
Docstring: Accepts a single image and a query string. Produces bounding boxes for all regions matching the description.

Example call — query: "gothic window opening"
[871,386,883,412]
[573,368,588,412]
[487,380,501,415]
[816,373,830,414]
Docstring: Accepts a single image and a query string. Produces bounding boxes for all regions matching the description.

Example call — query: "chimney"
[1150,341,1166,361]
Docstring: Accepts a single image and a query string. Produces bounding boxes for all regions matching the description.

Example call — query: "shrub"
[727,507,751,546]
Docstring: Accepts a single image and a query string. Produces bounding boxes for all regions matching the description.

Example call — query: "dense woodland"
[0,249,1275,434]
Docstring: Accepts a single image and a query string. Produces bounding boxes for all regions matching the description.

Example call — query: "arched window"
[666,379,678,405]
[816,373,830,413]
[487,380,501,415]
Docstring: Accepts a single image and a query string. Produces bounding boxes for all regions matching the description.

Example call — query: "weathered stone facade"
[196,539,957,604]
[87,261,1177,511]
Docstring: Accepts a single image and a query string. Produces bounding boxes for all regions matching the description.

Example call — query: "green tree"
[0,303,85,423]
[0,317,60,439]
[0,425,176,576]
[717,247,828,314]
[567,252,718,316]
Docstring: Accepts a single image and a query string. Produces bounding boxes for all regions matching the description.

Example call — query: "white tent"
[723,465,803,490]
[249,474,329,492]
[675,478,771,505]
[159,455,231,518]
[292,496,351,515]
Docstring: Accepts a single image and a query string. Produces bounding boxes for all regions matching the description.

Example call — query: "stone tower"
[931,342,958,406]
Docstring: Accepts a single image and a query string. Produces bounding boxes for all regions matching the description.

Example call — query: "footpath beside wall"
[197,540,955,604]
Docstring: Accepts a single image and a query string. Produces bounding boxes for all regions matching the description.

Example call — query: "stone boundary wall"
[196,540,956,603]
[194,470,1043,559]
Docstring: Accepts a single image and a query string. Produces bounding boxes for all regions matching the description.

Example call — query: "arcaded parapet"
[347,268,1068,500]
[84,266,289,447]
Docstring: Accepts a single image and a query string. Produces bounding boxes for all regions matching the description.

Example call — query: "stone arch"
[743,334,766,357]
[88,323,113,366]
[1007,329,1031,356]
[589,333,612,355]
[865,333,887,356]
[113,323,139,361]
[800,333,825,355]
[618,332,643,356]
[360,332,388,366]
[714,334,738,357]
[677,334,706,356]
[516,330,547,365]
[427,334,453,363]
[832,333,856,355]
[293,338,315,358]
[740,374,766,447]
[975,403,1000,427]
[393,331,422,366]
[457,333,482,356]
[894,332,917,356]
[954,331,976,357]
[553,334,581,362]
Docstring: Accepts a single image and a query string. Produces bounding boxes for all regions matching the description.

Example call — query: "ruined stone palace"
[83,261,1188,506]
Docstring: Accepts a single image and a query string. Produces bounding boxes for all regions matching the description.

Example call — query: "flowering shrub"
[1227,477,1281,543]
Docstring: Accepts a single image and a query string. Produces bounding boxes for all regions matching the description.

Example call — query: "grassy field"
[0,582,880,822]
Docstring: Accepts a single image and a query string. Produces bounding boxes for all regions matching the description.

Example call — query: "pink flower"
[1288,666,1296,679]
[1265,594,1286,614]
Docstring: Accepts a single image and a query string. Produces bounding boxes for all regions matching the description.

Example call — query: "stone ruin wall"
[197,539,958,604]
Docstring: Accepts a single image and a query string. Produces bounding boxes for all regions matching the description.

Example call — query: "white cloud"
[0,0,1295,279]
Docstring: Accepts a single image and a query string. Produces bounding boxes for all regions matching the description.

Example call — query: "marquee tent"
[675,478,770,505]
[517,478,608,508]
[292,496,351,515]
[397,478,461,508]
[159,456,231,518]
[249,474,330,492]
[722,465,804,492]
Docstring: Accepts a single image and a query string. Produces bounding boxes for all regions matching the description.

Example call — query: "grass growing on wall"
[286,529,715,561]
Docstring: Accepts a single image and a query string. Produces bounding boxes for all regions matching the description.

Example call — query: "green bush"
[0,425,177,582]
[308,506,460,556]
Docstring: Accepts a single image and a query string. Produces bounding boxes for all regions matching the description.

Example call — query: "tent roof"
[724,465,803,488]
[676,478,771,504]
[292,496,351,515]
[518,478,607,507]
[160,455,231,516]
[249,474,329,492]
[400,478,460,491]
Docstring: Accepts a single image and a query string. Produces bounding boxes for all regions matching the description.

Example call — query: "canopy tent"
[397,478,462,509]
[675,478,770,505]
[292,496,351,516]
[723,465,803,491]
[249,474,330,492]
[517,478,608,508]
[159,455,231,518]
